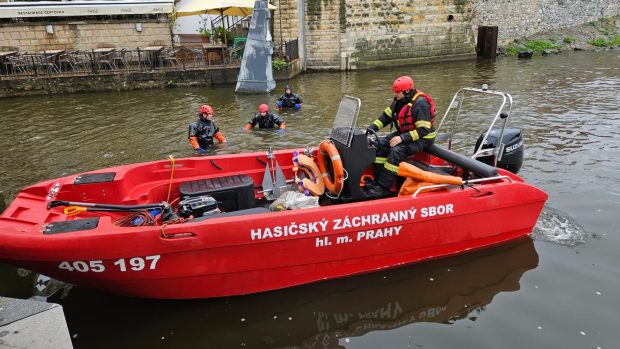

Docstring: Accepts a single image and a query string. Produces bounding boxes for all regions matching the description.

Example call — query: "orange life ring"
[293,153,325,196]
[317,140,345,196]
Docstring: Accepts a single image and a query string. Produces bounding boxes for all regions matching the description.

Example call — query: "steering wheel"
[366,128,379,149]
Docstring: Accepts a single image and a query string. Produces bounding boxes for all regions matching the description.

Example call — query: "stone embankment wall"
[0,69,238,98]
[273,0,476,71]
[341,0,474,70]
[0,20,171,52]
[472,0,620,44]
[274,0,620,71]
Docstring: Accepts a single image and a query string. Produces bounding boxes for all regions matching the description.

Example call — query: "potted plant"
[197,16,211,44]
[198,28,211,44]
[215,26,233,46]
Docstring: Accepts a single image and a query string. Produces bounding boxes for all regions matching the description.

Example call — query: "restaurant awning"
[0,0,174,19]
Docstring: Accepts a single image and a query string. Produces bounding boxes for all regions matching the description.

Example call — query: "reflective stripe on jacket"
[396,91,437,142]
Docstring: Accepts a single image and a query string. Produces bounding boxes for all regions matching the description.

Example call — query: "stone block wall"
[273,0,301,45]
[341,0,475,70]
[276,0,476,71]
[274,0,619,71]
[305,0,342,69]
[472,0,620,43]
[0,20,172,52]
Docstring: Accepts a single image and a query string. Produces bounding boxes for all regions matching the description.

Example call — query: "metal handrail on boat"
[411,175,513,197]
[435,86,513,167]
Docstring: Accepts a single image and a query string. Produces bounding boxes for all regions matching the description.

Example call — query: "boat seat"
[179,175,255,212]
[403,159,455,176]
[190,207,270,222]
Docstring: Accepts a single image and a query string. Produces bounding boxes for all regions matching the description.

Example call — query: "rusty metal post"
[477,26,498,59]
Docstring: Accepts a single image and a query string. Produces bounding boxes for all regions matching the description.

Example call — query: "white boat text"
[57,255,160,273]
[250,204,454,243]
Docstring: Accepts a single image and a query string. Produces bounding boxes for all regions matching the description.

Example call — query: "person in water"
[188,104,226,154]
[364,75,437,198]
[244,104,286,133]
[276,85,302,109]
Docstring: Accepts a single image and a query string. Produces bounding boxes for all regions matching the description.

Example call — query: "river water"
[1,50,619,348]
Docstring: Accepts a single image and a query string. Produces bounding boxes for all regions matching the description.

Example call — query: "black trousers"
[375,131,434,173]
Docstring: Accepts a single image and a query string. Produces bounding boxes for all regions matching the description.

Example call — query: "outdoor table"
[38,49,65,55]
[141,46,164,69]
[202,44,227,65]
[84,48,116,70]
[37,50,65,71]
[93,48,116,53]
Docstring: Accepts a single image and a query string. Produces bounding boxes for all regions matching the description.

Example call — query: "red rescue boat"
[0,88,547,299]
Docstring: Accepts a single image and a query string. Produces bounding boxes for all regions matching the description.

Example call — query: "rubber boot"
[364,163,385,190]
[365,170,394,198]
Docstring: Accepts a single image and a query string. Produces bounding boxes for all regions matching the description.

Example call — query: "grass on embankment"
[503,16,620,55]
[505,39,563,55]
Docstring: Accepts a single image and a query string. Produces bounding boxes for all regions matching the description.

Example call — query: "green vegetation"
[505,39,562,55]
[588,38,608,47]
[215,27,233,45]
[563,37,575,44]
[272,57,287,71]
[522,40,562,51]
[506,46,519,55]
[197,16,211,39]
[587,35,620,47]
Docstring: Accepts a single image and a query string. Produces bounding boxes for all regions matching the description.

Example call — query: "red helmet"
[258,104,270,113]
[199,104,213,114]
[392,76,414,93]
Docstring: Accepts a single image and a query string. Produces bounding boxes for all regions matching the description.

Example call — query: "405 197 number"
[58,255,160,273]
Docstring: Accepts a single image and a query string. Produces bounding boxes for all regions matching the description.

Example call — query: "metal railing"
[0,46,242,79]
[274,38,299,62]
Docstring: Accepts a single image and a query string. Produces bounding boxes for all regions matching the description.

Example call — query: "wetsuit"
[246,112,286,129]
[188,118,226,149]
[277,93,302,108]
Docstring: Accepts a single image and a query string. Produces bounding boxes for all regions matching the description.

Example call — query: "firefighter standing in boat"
[364,76,437,198]
[188,104,226,154]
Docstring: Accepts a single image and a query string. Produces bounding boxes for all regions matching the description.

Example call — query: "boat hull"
[0,164,546,298]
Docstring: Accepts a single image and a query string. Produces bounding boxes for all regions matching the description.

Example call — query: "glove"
[277,101,283,108]
[365,128,373,136]
[276,128,285,135]
[196,147,206,154]
[294,103,302,109]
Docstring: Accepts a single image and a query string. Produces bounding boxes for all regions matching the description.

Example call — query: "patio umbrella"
[175,0,276,17]
[175,0,276,47]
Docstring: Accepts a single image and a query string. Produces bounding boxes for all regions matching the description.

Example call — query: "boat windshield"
[330,96,361,148]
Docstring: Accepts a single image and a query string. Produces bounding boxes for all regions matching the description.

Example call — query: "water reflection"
[52,239,537,349]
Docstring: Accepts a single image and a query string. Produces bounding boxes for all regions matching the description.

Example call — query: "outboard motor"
[474,128,524,174]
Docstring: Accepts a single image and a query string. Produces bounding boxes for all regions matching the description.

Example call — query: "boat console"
[179,175,256,213]
[330,129,375,201]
